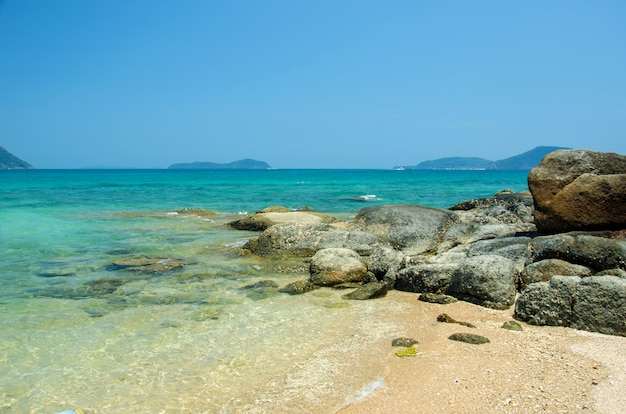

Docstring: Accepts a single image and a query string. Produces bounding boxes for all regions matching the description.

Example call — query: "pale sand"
[219,290,625,414]
[337,291,626,414]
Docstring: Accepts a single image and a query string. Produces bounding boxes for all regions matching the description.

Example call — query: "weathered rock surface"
[514,276,580,327]
[528,149,626,234]
[570,276,626,336]
[349,204,456,255]
[342,281,388,300]
[447,255,517,309]
[278,280,318,295]
[418,292,458,304]
[309,248,368,286]
[242,224,381,257]
[515,275,626,337]
[111,257,192,273]
[448,333,490,345]
[367,246,411,278]
[530,233,626,271]
[518,258,591,290]
[395,263,458,294]
[229,207,344,231]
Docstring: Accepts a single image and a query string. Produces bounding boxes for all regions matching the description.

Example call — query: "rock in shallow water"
[278,280,318,295]
[342,282,388,300]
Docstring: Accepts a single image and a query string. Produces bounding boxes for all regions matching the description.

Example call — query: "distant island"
[169,159,272,170]
[0,145,33,169]
[394,146,570,170]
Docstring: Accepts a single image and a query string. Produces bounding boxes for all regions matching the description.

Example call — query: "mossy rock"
[278,280,317,295]
[395,346,418,357]
[501,320,523,331]
[342,282,388,300]
[436,313,476,328]
[332,282,363,289]
[240,280,279,289]
[392,337,419,347]
[448,333,490,345]
[419,293,458,304]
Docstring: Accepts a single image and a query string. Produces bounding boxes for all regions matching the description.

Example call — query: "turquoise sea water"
[0,169,528,413]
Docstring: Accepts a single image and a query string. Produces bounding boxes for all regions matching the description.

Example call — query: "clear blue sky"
[1,1,625,169]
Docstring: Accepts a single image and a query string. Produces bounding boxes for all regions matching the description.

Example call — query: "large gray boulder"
[467,236,531,273]
[446,255,517,309]
[229,207,344,231]
[367,246,411,278]
[243,224,381,257]
[518,259,591,290]
[439,191,536,252]
[349,204,456,255]
[514,276,580,326]
[309,248,368,286]
[395,263,458,294]
[531,233,626,271]
[515,275,626,337]
[528,149,626,234]
[571,276,626,336]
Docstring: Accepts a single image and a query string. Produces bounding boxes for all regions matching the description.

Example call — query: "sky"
[1,1,625,169]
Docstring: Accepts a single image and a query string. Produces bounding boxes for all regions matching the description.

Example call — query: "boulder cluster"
[229,150,626,337]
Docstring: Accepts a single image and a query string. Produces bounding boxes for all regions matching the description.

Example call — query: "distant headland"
[394,146,570,170]
[0,145,33,169]
[168,159,272,170]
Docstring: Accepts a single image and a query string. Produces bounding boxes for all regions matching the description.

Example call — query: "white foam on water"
[342,378,386,407]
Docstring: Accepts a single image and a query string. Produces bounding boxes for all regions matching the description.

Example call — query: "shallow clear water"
[0,169,528,413]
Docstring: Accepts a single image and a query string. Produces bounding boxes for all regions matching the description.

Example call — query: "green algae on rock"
[392,337,419,347]
[395,346,418,357]
[501,320,523,331]
[448,333,490,345]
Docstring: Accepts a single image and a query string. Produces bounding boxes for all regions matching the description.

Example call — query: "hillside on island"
[169,159,271,170]
[0,145,33,169]
[396,146,570,170]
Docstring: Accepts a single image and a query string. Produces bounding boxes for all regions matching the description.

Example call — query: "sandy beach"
[208,289,625,413]
[336,291,626,414]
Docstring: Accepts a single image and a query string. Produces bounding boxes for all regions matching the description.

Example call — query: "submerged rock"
[342,282,389,300]
[110,256,192,273]
[278,280,318,295]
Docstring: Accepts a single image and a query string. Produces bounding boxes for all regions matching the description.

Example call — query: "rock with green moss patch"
[278,280,317,295]
[448,333,490,345]
[419,293,458,304]
[395,346,418,357]
[392,337,419,347]
[501,320,523,331]
[342,281,388,300]
[436,313,476,328]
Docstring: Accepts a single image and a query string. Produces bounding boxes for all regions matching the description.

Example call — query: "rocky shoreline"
[229,149,626,338]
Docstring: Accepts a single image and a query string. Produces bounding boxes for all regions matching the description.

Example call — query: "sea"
[0,169,529,413]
